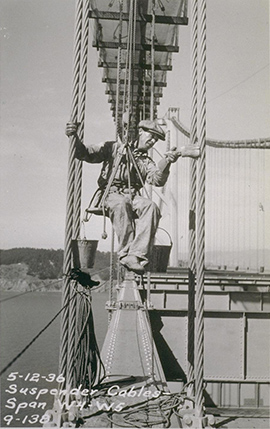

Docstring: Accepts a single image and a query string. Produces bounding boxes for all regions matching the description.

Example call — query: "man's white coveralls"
[74,135,170,268]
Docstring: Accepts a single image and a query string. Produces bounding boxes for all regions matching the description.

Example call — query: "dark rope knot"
[69,268,100,289]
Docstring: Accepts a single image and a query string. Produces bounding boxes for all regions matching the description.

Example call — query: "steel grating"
[89,0,188,134]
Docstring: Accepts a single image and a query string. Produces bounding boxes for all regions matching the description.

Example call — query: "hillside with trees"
[0,248,115,292]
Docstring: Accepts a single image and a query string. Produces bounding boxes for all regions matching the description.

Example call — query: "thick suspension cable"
[59,0,83,386]
[195,0,207,421]
[171,117,270,148]
[69,0,91,389]
[187,0,198,392]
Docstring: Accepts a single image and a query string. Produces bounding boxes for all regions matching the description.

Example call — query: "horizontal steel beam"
[93,41,179,53]
[102,77,167,87]
[98,60,172,71]
[89,10,188,25]
[106,90,161,97]
[109,98,160,106]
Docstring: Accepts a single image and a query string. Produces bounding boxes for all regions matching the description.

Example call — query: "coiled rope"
[83,381,195,428]
[74,286,105,389]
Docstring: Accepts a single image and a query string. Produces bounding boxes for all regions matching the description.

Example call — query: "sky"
[0,0,269,253]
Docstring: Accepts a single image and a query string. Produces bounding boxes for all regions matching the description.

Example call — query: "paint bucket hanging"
[147,228,172,273]
[71,239,98,269]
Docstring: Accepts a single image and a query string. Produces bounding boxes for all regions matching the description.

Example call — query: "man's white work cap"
[138,120,166,141]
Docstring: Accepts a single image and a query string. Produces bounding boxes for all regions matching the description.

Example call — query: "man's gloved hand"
[164,146,181,163]
[164,145,201,163]
[180,145,201,159]
[65,122,78,137]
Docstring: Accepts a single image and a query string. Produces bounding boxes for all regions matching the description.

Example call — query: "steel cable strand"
[105,382,197,426]
[75,291,93,388]
[132,0,137,132]
[74,289,104,389]
[74,292,87,385]
[60,0,83,388]
[71,0,91,390]
[112,393,183,428]
[125,0,135,141]
[75,0,91,238]
[115,0,123,139]
[107,391,193,427]
[188,0,198,391]
[108,229,115,323]
[171,117,270,148]
[126,145,150,198]
[0,293,76,377]
[150,0,155,121]
[103,390,184,428]
[121,1,133,136]
[60,143,76,386]
[76,294,93,387]
[120,398,170,427]
[195,0,207,420]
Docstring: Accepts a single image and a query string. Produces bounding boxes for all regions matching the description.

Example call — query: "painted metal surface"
[142,271,270,422]
[81,273,181,428]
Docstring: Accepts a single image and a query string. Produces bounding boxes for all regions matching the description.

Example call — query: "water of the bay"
[0,291,109,427]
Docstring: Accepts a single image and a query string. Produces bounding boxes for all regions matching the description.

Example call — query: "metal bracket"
[178,409,216,428]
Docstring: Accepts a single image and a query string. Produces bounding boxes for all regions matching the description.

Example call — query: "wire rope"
[195,0,207,419]
[188,0,198,394]
[108,226,115,324]
[0,293,76,377]
[0,278,63,303]
[59,0,83,387]
[171,117,270,148]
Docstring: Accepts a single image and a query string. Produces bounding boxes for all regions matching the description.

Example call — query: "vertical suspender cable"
[109,0,124,323]
[109,226,115,324]
[132,0,137,133]
[188,0,198,390]
[262,145,266,271]
[126,0,134,141]
[150,0,155,122]
[142,71,146,120]
[146,0,156,307]
[74,0,90,243]
[59,0,83,387]
[71,0,91,388]
[195,0,207,421]
[126,0,137,193]
[148,0,155,203]
[256,148,260,271]
[116,0,123,140]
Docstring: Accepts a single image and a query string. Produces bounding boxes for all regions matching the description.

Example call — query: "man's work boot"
[120,255,145,275]
[180,145,201,159]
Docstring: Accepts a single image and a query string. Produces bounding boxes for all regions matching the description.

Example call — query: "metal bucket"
[71,239,98,269]
[147,228,172,273]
